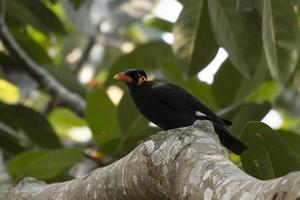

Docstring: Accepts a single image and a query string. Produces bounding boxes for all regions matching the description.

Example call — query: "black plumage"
[114,69,246,155]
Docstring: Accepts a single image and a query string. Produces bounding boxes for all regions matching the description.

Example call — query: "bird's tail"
[213,123,246,155]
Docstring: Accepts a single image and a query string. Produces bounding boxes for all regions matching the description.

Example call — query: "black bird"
[114,69,246,155]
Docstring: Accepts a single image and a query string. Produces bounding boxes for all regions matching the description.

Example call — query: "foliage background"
[0,0,299,185]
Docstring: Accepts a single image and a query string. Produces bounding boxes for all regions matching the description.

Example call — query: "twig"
[73,36,97,73]
[0,0,86,116]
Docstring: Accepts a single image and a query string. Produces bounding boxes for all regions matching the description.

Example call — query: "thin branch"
[1,121,300,200]
[0,0,86,116]
[73,36,97,74]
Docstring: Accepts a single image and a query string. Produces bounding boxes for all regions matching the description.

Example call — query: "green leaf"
[144,17,173,32]
[48,108,86,137]
[221,102,271,136]
[182,78,219,111]
[0,128,25,155]
[212,60,243,107]
[160,60,183,83]
[173,0,218,76]
[0,103,62,149]
[107,41,174,85]
[86,90,122,155]
[11,29,53,65]
[277,130,300,158]
[241,122,300,180]
[9,148,83,182]
[262,0,299,83]
[233,55,270,103]
[7,0,66,34]
[246,81,281,102]
[208,0,262,77]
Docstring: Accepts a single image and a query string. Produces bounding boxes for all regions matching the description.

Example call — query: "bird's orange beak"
[113,72,133,83]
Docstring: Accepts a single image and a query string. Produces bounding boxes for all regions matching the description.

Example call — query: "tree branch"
[1,120,300,200]
[0,0,86,116]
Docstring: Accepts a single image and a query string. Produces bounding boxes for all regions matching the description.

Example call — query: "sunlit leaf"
[241,122,300,180]
[0,79,20,104]
[11,29,53,65]
[145,17,173,32]
[48,108,86,138]
[246,81,281,102]
[208,0,262,77]
[173,0,218,76]
[6,0,66,34]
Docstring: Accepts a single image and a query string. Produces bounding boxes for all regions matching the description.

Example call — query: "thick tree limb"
[0,0,86,116]
[1,121,300,200]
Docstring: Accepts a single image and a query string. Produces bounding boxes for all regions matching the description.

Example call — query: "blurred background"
[0,0,299,186]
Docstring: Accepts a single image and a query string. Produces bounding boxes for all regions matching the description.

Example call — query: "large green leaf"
[182,78,219,111]
[221,102,271,137]
[86,90,122,155]
[9,148,83,182]
[212,60,243,107]
[262,0,299,83]
[48,108,87,137]
[208,0,262,77]
[160,60,183,84]
[233,55,270,103]
[241,122,300,180]
[0,103,62,149]
[6,0,66,34]
[107,41,174,85]
[173,0,218,76]
[277,130,300,158]
[11,29,53,65]
[0,128,25,155]
[246,81,281,102]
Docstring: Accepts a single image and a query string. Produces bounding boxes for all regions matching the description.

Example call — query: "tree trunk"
[1,121,300,200]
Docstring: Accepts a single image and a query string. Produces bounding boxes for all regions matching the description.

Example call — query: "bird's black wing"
[152,82,229,126]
